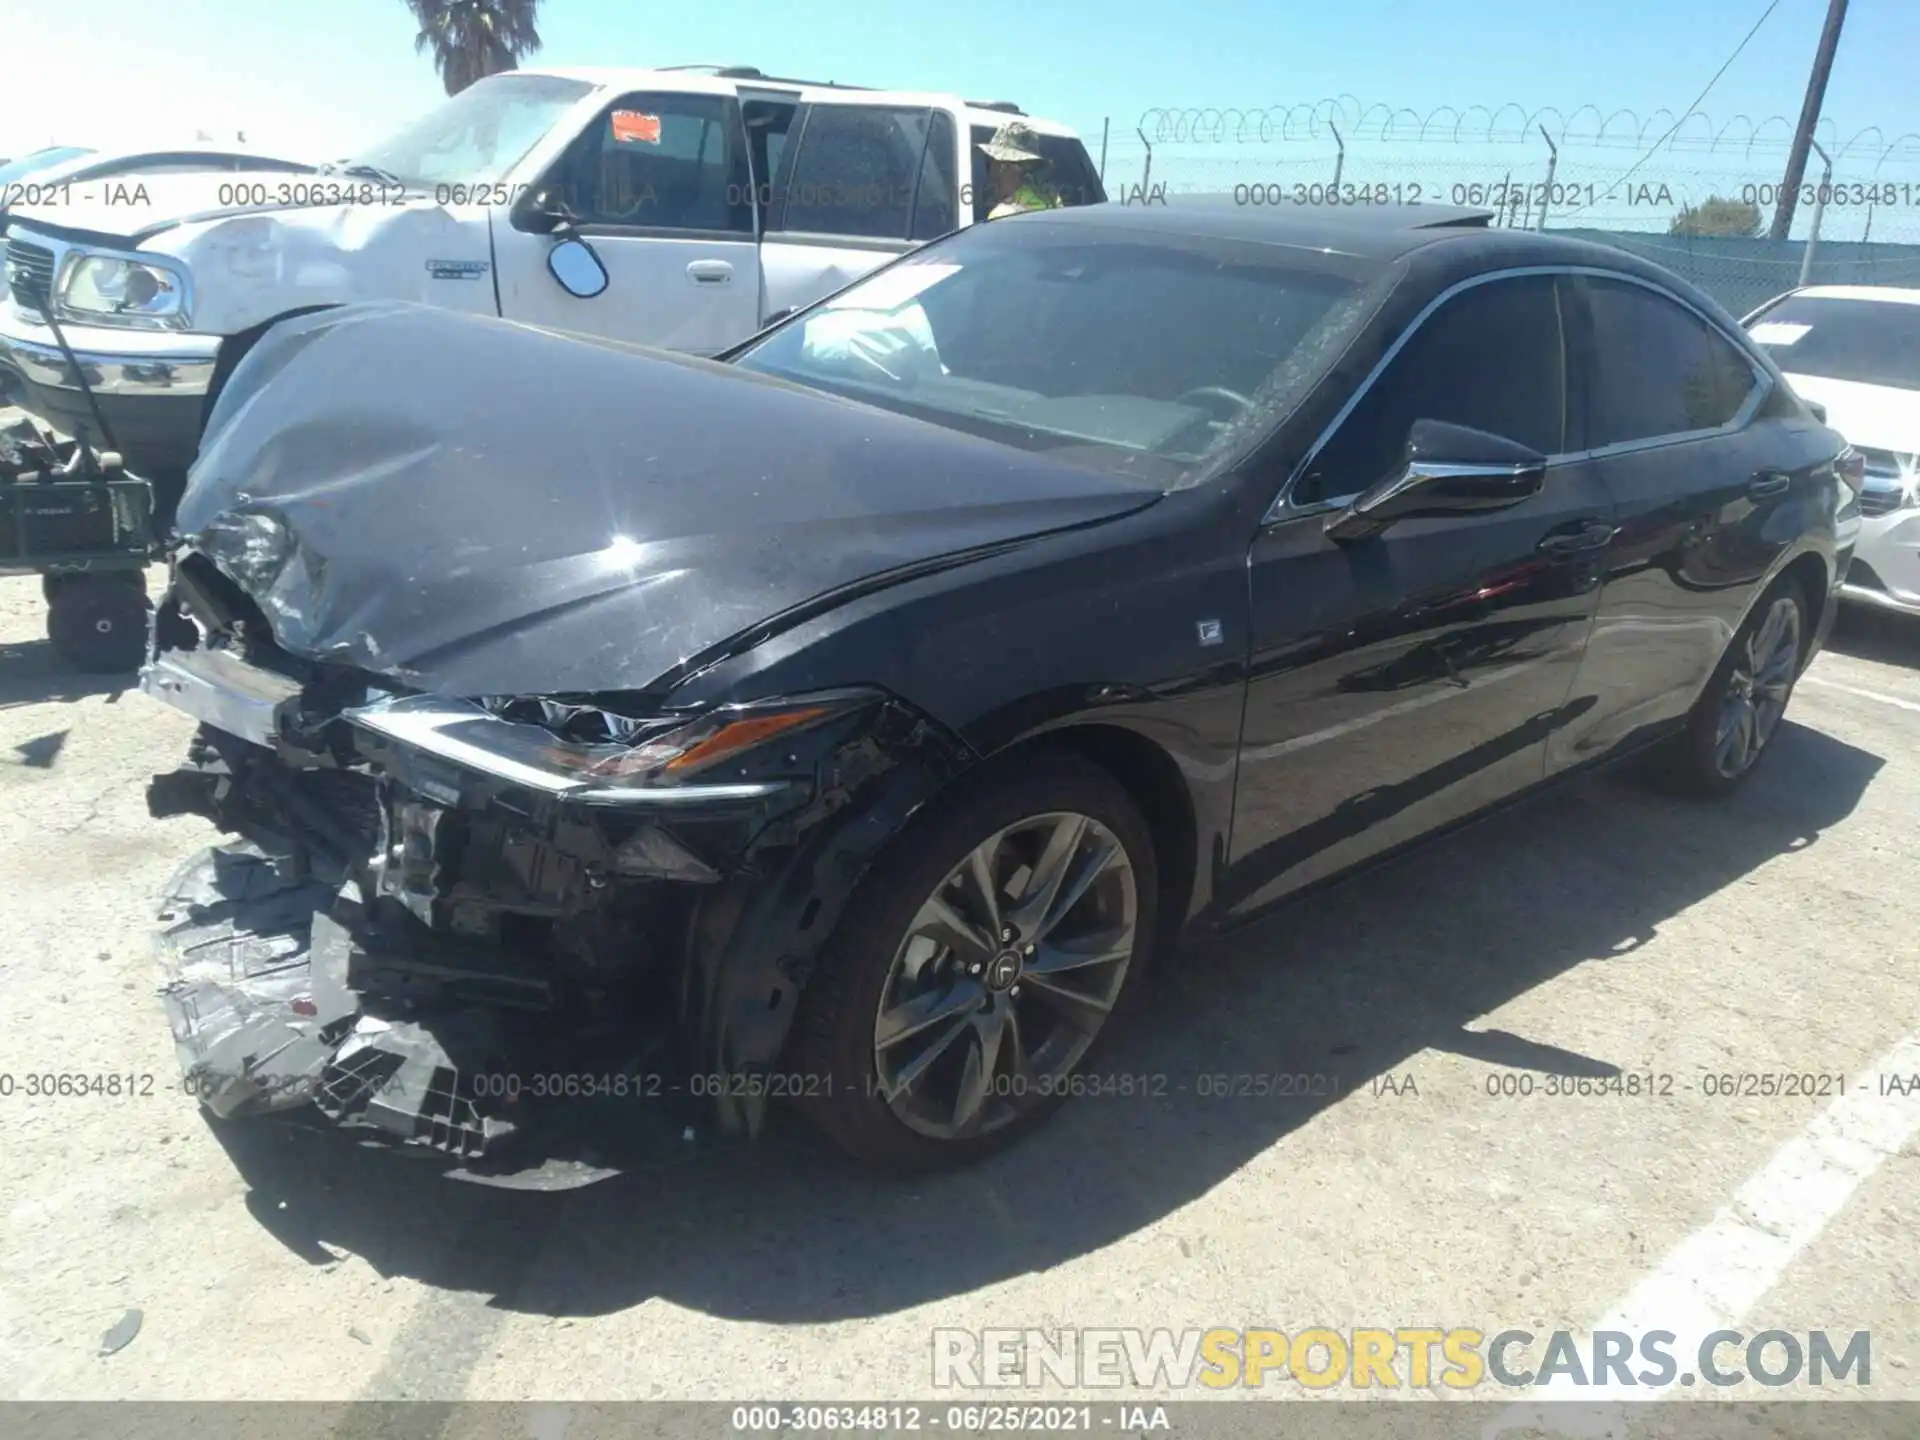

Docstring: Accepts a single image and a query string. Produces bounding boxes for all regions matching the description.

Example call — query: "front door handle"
[687,260,733,285]
[1537,518,1617,556]
[1748,471,1792,499]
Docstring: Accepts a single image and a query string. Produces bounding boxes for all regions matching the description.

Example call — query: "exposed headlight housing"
[345,690,879,804]
[58,252,191,329]
[196,511,296,595]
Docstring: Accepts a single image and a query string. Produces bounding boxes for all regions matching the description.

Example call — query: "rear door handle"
[687,260,733,285]
[1748,471,1792,499]
[1538,518,1617,556]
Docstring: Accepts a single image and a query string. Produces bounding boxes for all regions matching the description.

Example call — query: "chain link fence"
[1066,100,1920,318]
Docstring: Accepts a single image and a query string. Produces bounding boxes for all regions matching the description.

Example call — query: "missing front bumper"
[154,840,700,1189]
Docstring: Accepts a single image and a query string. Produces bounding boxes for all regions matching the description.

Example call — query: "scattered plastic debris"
[99,1308,142,1356]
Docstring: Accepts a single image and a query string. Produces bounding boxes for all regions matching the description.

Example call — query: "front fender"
[164,204,498,336]
[679,694,977,1136]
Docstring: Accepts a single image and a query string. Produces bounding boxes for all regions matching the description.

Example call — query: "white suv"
[0,65,1102,506]
[1745,285,1920,617]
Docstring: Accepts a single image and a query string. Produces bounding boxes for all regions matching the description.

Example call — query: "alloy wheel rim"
[1714,596,1801,778]
[872,811,1138,1140]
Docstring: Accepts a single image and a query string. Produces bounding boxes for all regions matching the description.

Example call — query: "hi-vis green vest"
[991,182,1060,219]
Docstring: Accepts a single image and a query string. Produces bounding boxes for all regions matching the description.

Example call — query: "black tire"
[788,748,1159,1173]
[1658,577,1809,799]
[46,576,153,672]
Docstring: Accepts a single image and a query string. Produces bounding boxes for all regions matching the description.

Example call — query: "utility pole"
[1768,0,1849,241]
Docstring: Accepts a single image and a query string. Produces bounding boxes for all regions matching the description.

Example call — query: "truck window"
[550,92,753,235]
[967,127,1105,224]
[775,104,954,241]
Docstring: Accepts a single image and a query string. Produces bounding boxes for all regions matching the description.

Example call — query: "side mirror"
[1804,399,1828,424]
[1325,419,1547,542]
[547,237,609,299]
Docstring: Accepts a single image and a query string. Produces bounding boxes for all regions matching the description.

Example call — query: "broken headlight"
[194,510,296,596]
[59,252,191,329]
[345,689,879,801]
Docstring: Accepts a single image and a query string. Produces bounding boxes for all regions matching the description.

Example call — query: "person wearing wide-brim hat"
[979,121,1061,219]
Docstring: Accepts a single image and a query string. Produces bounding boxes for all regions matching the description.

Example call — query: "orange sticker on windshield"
[611,111,662,145]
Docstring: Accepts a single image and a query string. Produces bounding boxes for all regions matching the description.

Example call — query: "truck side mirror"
[547,238,608,299]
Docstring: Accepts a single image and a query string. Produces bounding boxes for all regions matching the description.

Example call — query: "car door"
[1549,272,1804,769]
[758,91,966,322]
[1225,272,1616,919]
[492,89,762,353]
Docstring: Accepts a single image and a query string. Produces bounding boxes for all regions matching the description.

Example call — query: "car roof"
[1787,284,1920,306]
[996,203,1760,329]
[513,66,1076,133]
[1008,200,1573,260]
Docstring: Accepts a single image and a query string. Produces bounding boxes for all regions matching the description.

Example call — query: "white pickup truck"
[0,65,1103,507]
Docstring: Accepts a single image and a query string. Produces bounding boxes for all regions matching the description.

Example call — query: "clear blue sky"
[7,0,1919,233]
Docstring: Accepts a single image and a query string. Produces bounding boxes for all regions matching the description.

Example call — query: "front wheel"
[789,750,1158,1172]
[1660,581,1807,797]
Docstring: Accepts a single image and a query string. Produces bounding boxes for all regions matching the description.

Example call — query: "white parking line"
[1485,1032,1920,1436]
[1801,675,1920,714]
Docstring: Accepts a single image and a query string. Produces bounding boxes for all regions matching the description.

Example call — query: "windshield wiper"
[320,162,411,189]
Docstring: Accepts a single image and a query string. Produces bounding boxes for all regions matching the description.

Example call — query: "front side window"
[1748,294,1920,392]
[734,222,1373,483]
[776,105,951,241]
[1580,277,1758,447]
[1291,275,1569,507]
[346,73,592,190]
[549,92,752,233]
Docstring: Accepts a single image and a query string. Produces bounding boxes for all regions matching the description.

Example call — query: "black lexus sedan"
[139,200,1859,1178]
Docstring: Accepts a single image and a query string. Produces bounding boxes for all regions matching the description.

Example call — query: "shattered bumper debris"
[153,840,686,1188]
[140,600,971,1185]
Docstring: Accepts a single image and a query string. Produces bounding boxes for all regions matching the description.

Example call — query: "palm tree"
[406,1,544,97]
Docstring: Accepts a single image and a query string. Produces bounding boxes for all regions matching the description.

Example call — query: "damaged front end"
[142,554,973,1185]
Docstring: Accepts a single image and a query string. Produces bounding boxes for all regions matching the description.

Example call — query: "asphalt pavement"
[0,559,1914,1407]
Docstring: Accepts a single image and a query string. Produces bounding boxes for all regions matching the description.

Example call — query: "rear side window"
[1293,275,1569,506]
[1579,277,1758,447]
[551,92,752,234]
[777,105,952,240]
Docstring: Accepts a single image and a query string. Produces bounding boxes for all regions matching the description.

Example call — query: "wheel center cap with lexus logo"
[984,950,1024,992]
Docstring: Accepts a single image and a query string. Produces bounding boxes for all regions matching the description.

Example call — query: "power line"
[1564,0,1787,219]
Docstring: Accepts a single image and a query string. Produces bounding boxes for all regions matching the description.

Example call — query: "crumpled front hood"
[178,301,1160,697]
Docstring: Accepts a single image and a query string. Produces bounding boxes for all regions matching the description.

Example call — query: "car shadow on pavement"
[1825,607,1920,669]
[207,719,1883,1325]
[0,636,138,711]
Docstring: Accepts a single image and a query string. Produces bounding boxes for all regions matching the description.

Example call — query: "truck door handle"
[1537,518,1617,556]
[1748,471,1792,499]
[687,260,733,285]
